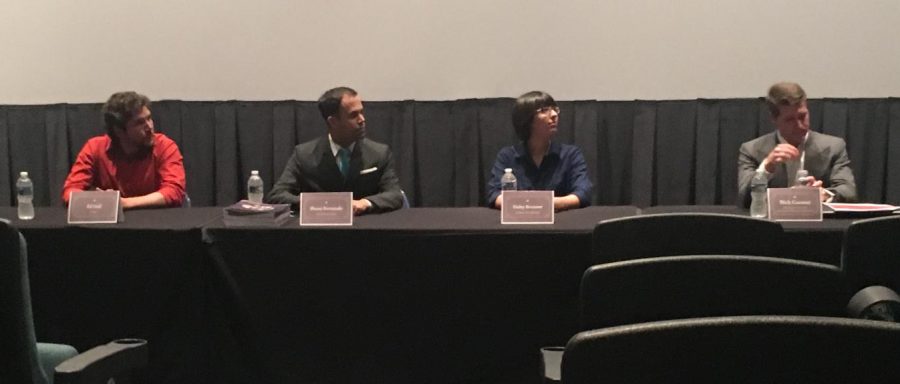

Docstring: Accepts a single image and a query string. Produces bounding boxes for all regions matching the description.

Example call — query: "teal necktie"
[338,148,351,178]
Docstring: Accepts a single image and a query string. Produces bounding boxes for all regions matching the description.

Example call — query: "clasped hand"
[764,144,830,202]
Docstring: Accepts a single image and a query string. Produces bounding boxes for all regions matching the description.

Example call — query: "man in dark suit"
[267,87,403,214]
[738,82,857,207]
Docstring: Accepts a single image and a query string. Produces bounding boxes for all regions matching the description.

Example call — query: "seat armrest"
[54,339,148,384]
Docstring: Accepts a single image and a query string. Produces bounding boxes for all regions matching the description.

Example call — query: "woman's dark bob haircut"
[512,91,557,142]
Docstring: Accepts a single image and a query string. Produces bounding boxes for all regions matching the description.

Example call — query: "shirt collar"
[328,134,356,157]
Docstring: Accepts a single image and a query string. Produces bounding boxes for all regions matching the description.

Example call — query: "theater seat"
[580,255,847,330]
[0,219,148,384]
[563,315,900,384]
[592,213,783,264]
[842,215,900,292]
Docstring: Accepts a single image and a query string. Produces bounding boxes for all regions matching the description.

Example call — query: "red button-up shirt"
[62,133,186,207]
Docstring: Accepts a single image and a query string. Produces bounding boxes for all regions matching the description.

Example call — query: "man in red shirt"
[62,91,186,209]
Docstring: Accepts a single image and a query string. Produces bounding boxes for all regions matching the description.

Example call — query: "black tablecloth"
[203,206,641,384]
[0,205,869,384]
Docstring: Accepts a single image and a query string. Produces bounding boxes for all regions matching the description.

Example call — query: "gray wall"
[2,0,899,103]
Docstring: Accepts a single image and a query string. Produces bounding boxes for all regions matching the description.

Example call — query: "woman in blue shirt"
[487,91,593,210]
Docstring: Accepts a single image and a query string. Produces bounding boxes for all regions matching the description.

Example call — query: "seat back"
[842,215,900,292]
[563,315,900,384]
[0,219,46,384]
[580,255,847,330]
[592,213,783,264]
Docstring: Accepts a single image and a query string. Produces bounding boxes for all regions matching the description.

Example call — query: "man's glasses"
[536,106,560,115]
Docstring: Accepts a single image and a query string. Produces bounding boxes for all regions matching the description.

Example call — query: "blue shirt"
[486,141,593,207]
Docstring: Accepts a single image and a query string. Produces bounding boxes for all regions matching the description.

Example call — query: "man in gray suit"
[267,86,403,214]
[738,82,857,207]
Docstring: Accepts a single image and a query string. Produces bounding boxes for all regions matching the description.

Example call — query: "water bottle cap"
[20,171,28,178]
[251,170,259,176]
[504,168,512,173]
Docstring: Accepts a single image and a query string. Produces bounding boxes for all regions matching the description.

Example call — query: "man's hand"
[352,199,371,215]
[806,178,832,202]
[764,144,801,173]
[797,175,830,202]
[98,188,135,210]
[119,192,167,210]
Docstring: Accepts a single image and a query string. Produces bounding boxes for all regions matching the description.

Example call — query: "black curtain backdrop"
[2,98,899,208]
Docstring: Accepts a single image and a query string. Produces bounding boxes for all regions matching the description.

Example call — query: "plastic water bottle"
[247,170,264,203]
[501,168,517,191]
[750,169,768,218]
[16,171,34,220]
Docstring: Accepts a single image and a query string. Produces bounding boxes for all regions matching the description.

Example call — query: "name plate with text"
[299,192,353,226]
[501,191,554,224]
[67,190,123,224]
[767,187,822,222]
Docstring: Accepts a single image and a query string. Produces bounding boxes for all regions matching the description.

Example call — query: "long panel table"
[0,206,863,384]
[202,206,860,384]
[203,206,641,384]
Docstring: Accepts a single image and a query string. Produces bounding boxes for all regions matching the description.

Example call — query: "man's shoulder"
[741,131,777,149]
[78,135,111,155]
[295,136,328,153]
[809,131,847,147]
[84,134,111,146]
[153,133,179,147]
[358,138,391,154]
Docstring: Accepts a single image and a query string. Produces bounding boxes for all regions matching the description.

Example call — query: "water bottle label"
[248,186,262,194]
[17,186,33,195]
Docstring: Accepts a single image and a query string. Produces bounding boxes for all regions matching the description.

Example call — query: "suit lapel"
[762,133,790,187]
[803,132,825,177]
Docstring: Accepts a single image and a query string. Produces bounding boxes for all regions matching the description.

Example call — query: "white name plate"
[299,192,353,226]
[767,187,822,222]
[501,190,554,224]
[68,190,123,224]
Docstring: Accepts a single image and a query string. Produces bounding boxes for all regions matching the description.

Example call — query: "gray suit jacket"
[266,136,403,212]
[738,131,857,207]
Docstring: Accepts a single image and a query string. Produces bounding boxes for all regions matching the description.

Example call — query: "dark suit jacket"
[738,131,857,207]
[266,136,403,212]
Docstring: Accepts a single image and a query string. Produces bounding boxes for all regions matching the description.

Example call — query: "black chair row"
[593,212,900,292]
[551,213,900,383]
